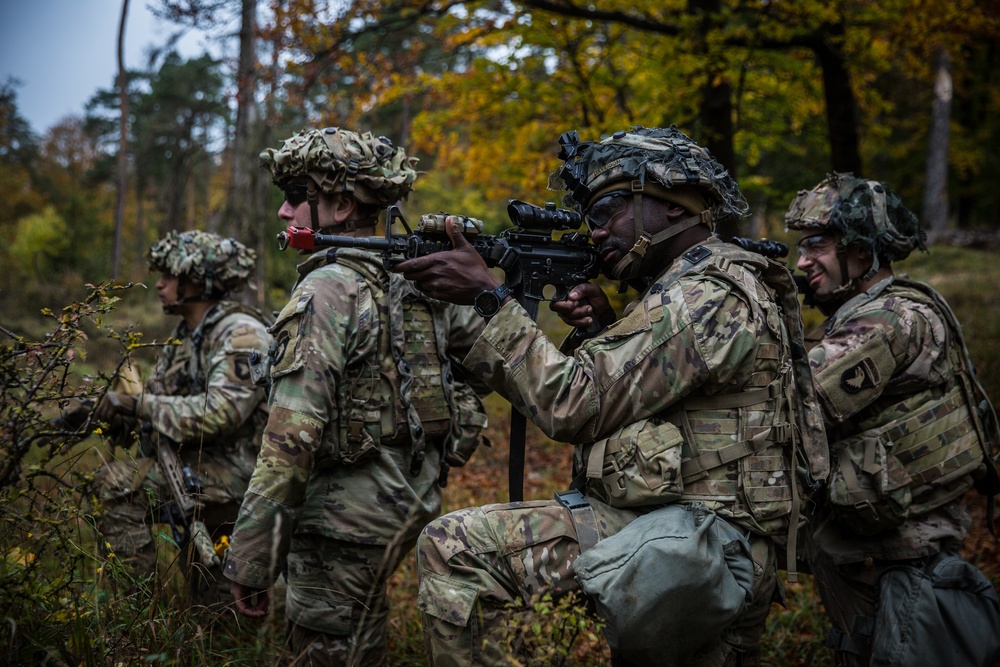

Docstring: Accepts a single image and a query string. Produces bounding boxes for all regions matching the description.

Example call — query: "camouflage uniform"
[96,231,270,605]
[224,128,489,667]
[416,127,826,667]
[787,174,995,665]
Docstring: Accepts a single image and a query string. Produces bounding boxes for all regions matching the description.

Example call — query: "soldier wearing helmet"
[394,126,826,666]
[92,230,271,610]
[224,128,490,666]
[786,174,1000,666]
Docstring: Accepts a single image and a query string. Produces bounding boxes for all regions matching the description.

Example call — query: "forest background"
[2,0,1000,664]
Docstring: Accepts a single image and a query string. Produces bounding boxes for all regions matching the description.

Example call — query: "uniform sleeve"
[463,275,760,443]
[136,314,269,444]
[807,297,941,424]
[226,269,363,587]
[443,302,492,396]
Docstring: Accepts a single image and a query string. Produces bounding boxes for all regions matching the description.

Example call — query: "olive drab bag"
[871,551,1000,667]
[573,503,754,666]
[826,279,1000,535]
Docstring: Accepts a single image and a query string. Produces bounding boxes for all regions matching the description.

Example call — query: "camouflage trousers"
[279,532,423,667]
[416,497,778,667]
[95,453,249,610]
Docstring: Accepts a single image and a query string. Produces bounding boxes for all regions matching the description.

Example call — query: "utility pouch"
[442,383,489,468]
[828,434,912,536]
[584,418,684,508]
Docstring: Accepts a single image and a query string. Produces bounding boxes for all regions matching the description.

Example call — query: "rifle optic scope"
[507,200,583,231]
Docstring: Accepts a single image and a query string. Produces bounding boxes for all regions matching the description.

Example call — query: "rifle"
[137,424,219,567]
[278,201,600,502]
[279,200,600,311]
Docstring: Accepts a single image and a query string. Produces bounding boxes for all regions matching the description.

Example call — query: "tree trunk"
[222,2,260,249]
[252,0,284,307]
[812,25,863,175]
[923,48,951,242]
[113,0,130,279]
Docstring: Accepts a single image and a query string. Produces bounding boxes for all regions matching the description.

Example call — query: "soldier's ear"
[331,194,358,224]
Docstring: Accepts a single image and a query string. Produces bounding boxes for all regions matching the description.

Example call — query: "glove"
[93,391,137,424]
[56,398,95,432]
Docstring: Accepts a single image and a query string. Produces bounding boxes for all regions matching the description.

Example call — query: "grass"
[3,242,1000,665]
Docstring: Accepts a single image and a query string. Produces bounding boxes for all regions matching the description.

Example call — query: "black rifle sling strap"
[507,291,539,502]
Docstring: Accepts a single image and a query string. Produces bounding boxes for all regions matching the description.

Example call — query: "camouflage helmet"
[147,230,256,300]
[260,127,419,207]
[549,125,749,231]
[785,172,926,264]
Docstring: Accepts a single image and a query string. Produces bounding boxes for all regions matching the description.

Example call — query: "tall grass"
[3,244,999,665]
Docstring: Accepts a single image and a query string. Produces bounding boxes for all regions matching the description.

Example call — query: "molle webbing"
[884,388,982,491]
[398,298,451,436]
[679,381,793,483]
[326,250,453,473]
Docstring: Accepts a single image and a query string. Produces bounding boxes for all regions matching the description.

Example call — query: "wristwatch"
[473,284,514,319]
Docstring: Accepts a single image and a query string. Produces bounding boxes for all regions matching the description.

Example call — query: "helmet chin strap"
[610,181,713,281]
[307,182,360,233]
[819,243,878,303]
[163,275,214,314]
[823,177,887,298]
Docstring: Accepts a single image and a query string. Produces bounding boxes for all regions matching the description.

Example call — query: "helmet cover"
[548,125,748,231]
[785,173,926,263]
[147,230,256,299]
[260,127,418,207]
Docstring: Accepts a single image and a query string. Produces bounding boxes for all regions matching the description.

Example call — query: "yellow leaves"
[5,545,35,567]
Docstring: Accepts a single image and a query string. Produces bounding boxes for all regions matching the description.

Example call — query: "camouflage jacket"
[139,301,270,473]
[807,276,972,562]
[462,238,808,535]
[225,248,486,588]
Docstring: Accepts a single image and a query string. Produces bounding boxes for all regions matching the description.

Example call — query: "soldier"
[786,173,1000,666]
[394,125,827,666]
[224,128,490,666]
[93,230,270,608]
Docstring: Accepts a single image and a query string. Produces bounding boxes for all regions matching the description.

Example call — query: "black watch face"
[475,290,500,317]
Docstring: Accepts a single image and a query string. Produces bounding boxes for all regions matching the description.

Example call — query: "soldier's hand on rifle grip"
[550,283,615,332]
[393,219,501,305]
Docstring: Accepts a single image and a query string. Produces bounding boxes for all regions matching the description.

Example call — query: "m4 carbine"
[277,200,601,319]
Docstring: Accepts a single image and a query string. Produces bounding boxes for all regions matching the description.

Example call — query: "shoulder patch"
[839,358,879,394]
[268,293,314,378]
[270,329,292,369]
[813,328,896,422]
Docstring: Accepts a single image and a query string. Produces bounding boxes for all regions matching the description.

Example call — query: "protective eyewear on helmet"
[795,233,836,260]
[282,184,310,208]
[584,191,629,232]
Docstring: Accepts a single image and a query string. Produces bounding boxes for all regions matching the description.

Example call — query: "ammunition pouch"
[583,418,685,508]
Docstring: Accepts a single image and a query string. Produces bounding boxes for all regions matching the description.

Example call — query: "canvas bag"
[872,551,1000,667]
[573,503,754,665]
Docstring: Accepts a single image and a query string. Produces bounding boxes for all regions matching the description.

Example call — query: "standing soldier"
[786,173,1000,666]
[394,125,827,666]
[224,128,490,666]
[93,230,270,608]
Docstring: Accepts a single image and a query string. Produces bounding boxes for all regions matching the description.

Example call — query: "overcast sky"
[0,1,218,135]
